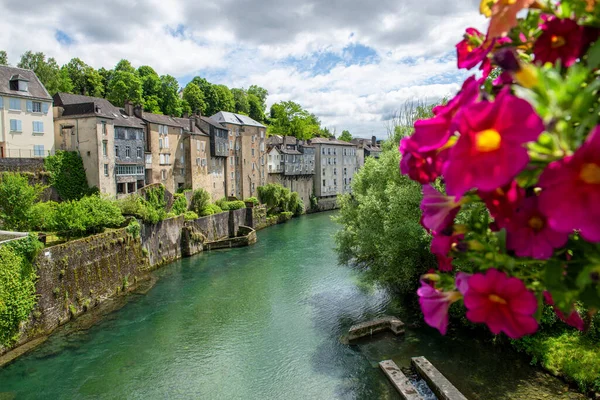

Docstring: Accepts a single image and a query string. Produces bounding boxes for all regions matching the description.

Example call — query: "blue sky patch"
[55,30,74,46]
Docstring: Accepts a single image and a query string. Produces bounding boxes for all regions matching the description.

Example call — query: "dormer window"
[9,75,29,92]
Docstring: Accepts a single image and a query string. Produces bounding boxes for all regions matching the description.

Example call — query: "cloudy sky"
[0,0,486,138]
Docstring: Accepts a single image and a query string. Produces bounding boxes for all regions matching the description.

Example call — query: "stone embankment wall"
[314,197,338,212]
[0,158,45,173]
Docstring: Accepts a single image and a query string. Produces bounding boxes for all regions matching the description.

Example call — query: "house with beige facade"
[0,66,54,158]
[211,111,266,199]
[53,93,146,197]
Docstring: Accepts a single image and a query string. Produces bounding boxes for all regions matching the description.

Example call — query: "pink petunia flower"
[456,28,493,76]
[420,185,462,233]
[399,138,447,184]
[431,232,465,272]
[533,17,584,67]
[480,181,524,230]
[459,268,538,339]
[443,89,545,197]
[538,126,600,242]
[543,291,585,331]
[417,281,461,335]
[506,196,569,259]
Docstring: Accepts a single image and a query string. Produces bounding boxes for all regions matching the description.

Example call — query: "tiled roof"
[309,137,357,146]
[172,117,208,136]
[201,116,227,131]
[143,113,183,128]
[53,92,145,128]
[211,111,266,128]
[0,66,51,100]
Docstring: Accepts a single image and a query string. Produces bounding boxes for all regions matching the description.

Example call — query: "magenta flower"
[543,291,585,331]
[538,126,600,242]
[456,28,493,75]
[480,181,524,230]
[417,281,461,335]
[420,185,462,233]
[431,232,464,272]
[534,17,584,67]
[399,137,447,184]
[459,269,538,339]
[506,196,569,259]
[443,89,545,197]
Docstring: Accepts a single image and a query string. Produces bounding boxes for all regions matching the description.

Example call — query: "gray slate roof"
[309,137,357,146]
[0,66,51,100]
[53,92,144,128]
[211,111,265,128]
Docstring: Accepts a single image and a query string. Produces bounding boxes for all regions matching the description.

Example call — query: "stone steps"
[347,315,405,341]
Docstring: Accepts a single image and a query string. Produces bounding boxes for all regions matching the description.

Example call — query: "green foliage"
[215,198,230,211]
[226,200,246,210]
[28,201,58,231]
[182,82,206,115]
[17,51,72,95]
[44,150,90,201]
[0,173,44,231]
[50,195,124,239]
[257,183,303,215]
[106,70,143,107]
[62,58,103,97]
[0,50,7,65]
[310,194,318,210]
[184,211,199,221]
[231,88,250,115]
[268,101,322,139]
[0,234,43,347]
[191,189,211,215]
[338,130,353,142]
[334,139,435,294]
[171,194,188,215]
[200,204,223,217]
[244,197,259,206]
[214,84,235,112]
[126,219,140,239]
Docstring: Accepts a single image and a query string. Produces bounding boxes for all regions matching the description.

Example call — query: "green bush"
[200,204,223,217]
[191,189,211,215]
[115,195,144,216]
[226,200,246,210]
[245,197,259,206]
[216,198,230,211]
[171,194,188,215]
[29,201,58,231]
[257,183,302,215]
[0,234,43,347]
[44,151,90,201]
[184,211,199,221]
[126,219,141,239]
[309,194,318,210]
[51,195,125,239]
[0,173,44,231]
[288,192,304,216]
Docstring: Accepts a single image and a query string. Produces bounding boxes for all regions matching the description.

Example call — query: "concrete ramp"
[411,357,468,400]
[379,360,424,400]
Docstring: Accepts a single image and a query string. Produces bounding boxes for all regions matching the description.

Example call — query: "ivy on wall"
[44,151,93,201]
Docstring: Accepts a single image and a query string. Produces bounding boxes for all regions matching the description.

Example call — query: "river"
[0,212,587,399]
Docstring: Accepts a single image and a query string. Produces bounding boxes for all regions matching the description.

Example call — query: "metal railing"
[3,149,51,158]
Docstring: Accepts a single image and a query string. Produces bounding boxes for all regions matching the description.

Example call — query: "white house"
[0,66,54,158]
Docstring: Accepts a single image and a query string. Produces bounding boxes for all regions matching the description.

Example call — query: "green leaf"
[587,39,600,70]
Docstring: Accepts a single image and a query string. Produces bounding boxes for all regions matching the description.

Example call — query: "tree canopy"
[338,130,353,142]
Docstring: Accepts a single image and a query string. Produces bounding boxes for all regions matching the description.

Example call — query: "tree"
[231,88,250,115]
[339,130,353,142]
[138,66,162,113]
[248,94,264,122]
[63,58,103,97]
[0,51,8,65]
[106,70,143,107]
[248,85,268,112]
[160,74,183,116]
[16,51,71,95]
[214,84,235,112]
[268,101,321,139]
[0,173,44,231]
[114,59,135,74]
[182,82,206,115]
[191,77,219,115]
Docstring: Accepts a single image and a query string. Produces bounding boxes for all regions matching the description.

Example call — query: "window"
[32,121,44,133]
[137,147,142,158]
[33,145,45,157]
[117,183,125,194]
[102,121,107,136]
[125,146,131,158]
[159,138,163,149]
[201,142,205,151]
[9,98,20,111]
[180,142,184,150]
[104,164,109,176]
[158,125,167,134]
[269,155,272,161]
[252,135,255,143]
[9,119,22,132]
[321,148,325,155]
[322,179,326,187]
[251,149,255,156]
[231,172,234,179]
[115,146,119,157]
[116,165,144,175]
[260,130,264,138]
[165,154,170,164]
[252,162,255,171]
[230,157,234,166]
[0,97,3,109]
[26,101,42,113]
[230,140,233,149]
[102,141,107,156]
[334,179,337,186]
[161,170,166,180]
[165,136,169,148]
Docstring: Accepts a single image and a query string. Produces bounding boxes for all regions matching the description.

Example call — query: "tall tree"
[268,101,320,139]
[248,94,264,123]
[98,67,113,96]
[138,66,162,113]
[17,51,72,95]
[159,75,183,116]
[0,51,8,65]
[114,59,135,74]
[106,70,143,106]
[182,82,206,115]
[248,85,268,112]
[339,130,352,142]
[214,84,235,112]
[190,77,219,116]
[231,88,250,115]
[63,58,103,97]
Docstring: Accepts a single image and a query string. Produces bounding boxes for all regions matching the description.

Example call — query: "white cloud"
[0,0,488,137]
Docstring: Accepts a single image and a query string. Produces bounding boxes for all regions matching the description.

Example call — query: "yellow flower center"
[580,163,600,184]
[467,44,474,53]
[489,294,507,305]
[476,129,502,152]
[515,64,539,89]
[551,35,566,48]
[528,216,545,232]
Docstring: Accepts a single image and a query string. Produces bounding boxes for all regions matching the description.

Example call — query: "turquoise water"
[0,212,587,399]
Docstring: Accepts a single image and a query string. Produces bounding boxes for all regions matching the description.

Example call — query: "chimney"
[372,136,376,146]
[189,118,194,133]
[124,100,134,116]
[133,104,143,119]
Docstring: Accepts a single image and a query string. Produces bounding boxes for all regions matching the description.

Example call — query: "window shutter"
[26,101,33,112]
[42,103,49,114]
[17,120,22,131]
[0,97,3,109]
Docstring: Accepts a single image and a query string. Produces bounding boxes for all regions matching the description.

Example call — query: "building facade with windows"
[53,93,146,197]
[211,111,266,199]
[310,137,358,199]
[266,135,315,210]
[352,136,382,167]
[0,66,54,158]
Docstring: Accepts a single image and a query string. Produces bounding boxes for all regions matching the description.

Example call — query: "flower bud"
[493,48,520,72]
